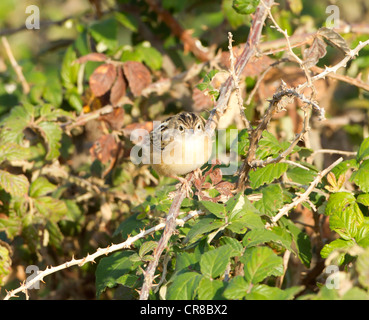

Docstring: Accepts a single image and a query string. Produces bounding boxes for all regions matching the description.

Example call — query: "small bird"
[149,112,212,196]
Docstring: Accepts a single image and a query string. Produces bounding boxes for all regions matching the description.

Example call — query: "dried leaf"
[89,63,117,97]
[337,174,346,190]
[192,87,213,111]
[90,134,119,164]
[110,67,127,106]
[123,61,151,97]
[214,181,235,197]
[318,27,351,54]
[99,107,125,131]
[303,36,327,68]
[327,172,337,188]
[209,168,222,185]
[75,53,107,64]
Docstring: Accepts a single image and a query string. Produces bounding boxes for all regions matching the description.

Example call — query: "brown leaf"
[318,27,351,54]
[209,168,222,185]
[89,134,119,164]
[214,181,235,197]
[123,61,151,97]
[89,63,117,97]
[75,52,107,64]
[192,87,213,111]
[110,67,127,106]
[303,36,327,68]
[99,107,125,131]
[123,121,153,144]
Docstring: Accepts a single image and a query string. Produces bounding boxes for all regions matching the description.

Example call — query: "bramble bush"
[1,0,369,300]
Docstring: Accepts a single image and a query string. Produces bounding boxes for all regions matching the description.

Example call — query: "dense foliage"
[1,0,369,300]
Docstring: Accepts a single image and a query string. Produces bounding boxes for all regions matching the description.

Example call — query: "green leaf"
[233,128,249,156]
[249,163,288,189]
[246,284,302,300]
[115,12,138,32]
[257,131,284,159]
[198,277,226,300]
[326,193,364,240]
[166,272,202,300]
[138,241,157,258]
[241,246,284,284]
[61,46,79,89]
[0,105,32,144]
[222,0,250,29]
[174,251,200,275]
[0,170,29,196]
[29,176,57,198]
[37,121,62,160]
[225,194,264,233]
[286,166,317,185]
[232,0,260,15]
[320,238,356,259]
[325,192,356,216]
[242,229,293,252]
[223,276,249,300]
[356,247,369,288]
[282,218,312,267]
[65,88,83,112]
[351,160,369,192]
[357,137,369,161]
[219,236,243,256]
[254,184,283,216]
[200,245,234,279]
[184,215,225,244]
[0,143,29,163]
[357,194,369,206]
[136,43,163,71]
[95,250,141,296]
[331,159,358,180]
[199,201,226,219]
[113,212,148,238]
[34,197,67,222]
[89,18,118,50]
[43,79,63,107]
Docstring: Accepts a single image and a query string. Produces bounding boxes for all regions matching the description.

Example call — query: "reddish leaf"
[123,61,151,97]
[123,121,153,144]
[89,63,117,97]
[318,27,350,54]
[209,168,222,185]
[76,52,107,64]
[192,87,213,112]
[214,181,235,197]
[303,36,327,68]
[99,107,125,131]
[110,67,127,106]
[89,134,119,164]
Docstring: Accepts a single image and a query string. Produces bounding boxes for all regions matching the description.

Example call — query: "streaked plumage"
[150,112,212,177]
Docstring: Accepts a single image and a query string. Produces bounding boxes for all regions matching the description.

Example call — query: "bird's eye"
[196,124,202,131]
[178,125,184,132]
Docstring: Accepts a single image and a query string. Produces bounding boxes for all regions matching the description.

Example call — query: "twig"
[311,149,357,158]
[205,0,274,135]
[139,175,193,300]
[260,0,316,96]
[1,36,30,94]
[266,157,343,227]
[3,209,204,300]
[140,0,274,300]
[228,32,252,130]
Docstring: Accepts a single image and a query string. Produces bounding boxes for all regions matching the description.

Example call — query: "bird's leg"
[171,175,193,198]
